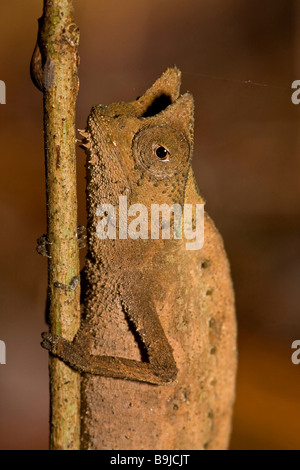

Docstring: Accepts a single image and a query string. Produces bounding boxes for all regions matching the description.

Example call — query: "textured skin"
[43,67,237,449]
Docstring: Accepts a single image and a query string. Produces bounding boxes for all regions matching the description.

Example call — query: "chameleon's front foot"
[41,332,72,358]
[41,332,90,374]
[36,225,86,257]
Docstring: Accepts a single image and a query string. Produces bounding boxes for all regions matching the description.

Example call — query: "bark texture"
[38,0,81,450]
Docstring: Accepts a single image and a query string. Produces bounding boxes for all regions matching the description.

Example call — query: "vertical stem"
[39,0,81,450]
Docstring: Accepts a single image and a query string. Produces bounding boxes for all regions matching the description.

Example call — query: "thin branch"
[32,0,81,450]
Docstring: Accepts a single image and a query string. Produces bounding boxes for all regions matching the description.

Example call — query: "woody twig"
[31,0,81,450]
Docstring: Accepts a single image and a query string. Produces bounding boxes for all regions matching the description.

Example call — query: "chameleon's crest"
[81,67,185,123]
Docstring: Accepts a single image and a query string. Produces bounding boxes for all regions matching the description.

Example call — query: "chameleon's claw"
[41,331,57,353]
[41,332,77,365]
[37,225,86,257]
[36,235,51,258]
[41,332,67,358]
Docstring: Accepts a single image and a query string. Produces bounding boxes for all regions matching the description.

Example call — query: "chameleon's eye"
[132,125,189,178]
[154,145,169,161]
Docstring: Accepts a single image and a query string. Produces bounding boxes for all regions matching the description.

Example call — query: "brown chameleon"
[42,67,237,450]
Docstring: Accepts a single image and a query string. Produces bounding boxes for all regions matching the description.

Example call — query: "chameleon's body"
[43,68,237,450]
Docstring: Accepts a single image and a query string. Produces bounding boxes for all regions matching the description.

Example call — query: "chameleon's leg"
[41,283,178,385]
[41,331,176,385]
[36,226,86,257]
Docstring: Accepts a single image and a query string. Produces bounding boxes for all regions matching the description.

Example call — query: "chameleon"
[41,67,237,450]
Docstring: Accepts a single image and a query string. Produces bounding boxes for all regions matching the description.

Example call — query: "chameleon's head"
[82,67,194,207]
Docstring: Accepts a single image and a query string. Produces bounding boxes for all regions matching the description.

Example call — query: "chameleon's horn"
[134,67,181,117]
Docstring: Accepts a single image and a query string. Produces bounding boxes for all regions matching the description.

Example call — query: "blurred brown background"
[0,0,299,450]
